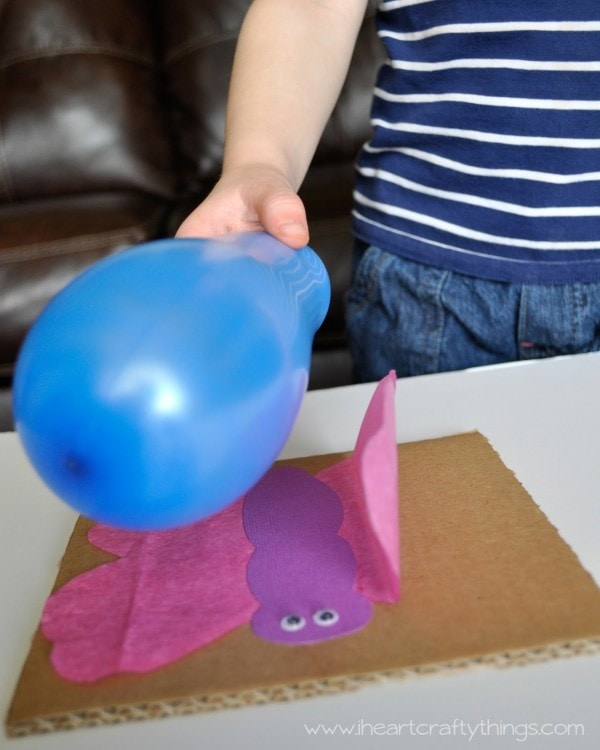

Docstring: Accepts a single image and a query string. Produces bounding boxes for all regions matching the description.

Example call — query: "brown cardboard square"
[6,432,600,736]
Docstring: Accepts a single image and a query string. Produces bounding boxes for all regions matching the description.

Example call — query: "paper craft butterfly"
[41,372,399,683]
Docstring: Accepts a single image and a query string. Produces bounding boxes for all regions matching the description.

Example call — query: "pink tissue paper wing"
[41,501,256,682]
[40,372,399,681]
[317,370,399,602]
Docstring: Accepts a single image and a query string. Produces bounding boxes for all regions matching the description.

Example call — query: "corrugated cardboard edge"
[6,637,600,737]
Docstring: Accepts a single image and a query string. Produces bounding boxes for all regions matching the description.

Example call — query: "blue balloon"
[13,233,330,530]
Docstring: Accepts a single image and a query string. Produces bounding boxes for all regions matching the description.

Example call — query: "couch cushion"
[0,192,168,377]
[160,0,250,192]
[0,0,175,202]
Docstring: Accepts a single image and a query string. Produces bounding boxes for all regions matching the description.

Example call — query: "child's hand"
[175,165,309,249]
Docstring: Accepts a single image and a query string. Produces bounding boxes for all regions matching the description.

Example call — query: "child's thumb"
[260,190,309,249]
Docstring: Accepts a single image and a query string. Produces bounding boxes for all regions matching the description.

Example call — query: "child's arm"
[176,0,369,247]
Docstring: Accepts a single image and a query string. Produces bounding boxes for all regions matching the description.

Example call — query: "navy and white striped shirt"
[352,0,600,283]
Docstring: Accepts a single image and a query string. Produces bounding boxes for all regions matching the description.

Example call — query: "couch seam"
[0,46,154,71]
[0,226,149,265]
[0,120,16,202]
[163,30,239,66]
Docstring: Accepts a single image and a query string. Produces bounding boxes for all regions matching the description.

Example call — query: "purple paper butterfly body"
[243,467,373,643]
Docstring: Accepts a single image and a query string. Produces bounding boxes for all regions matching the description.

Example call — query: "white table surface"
[1,353,599,749]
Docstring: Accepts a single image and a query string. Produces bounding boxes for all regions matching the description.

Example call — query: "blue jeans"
[346,245,600,382]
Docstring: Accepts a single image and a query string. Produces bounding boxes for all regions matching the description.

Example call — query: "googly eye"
[313,609,340,627]
[280,614,306,632]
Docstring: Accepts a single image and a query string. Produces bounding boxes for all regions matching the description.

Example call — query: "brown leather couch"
[0,0,384,431]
